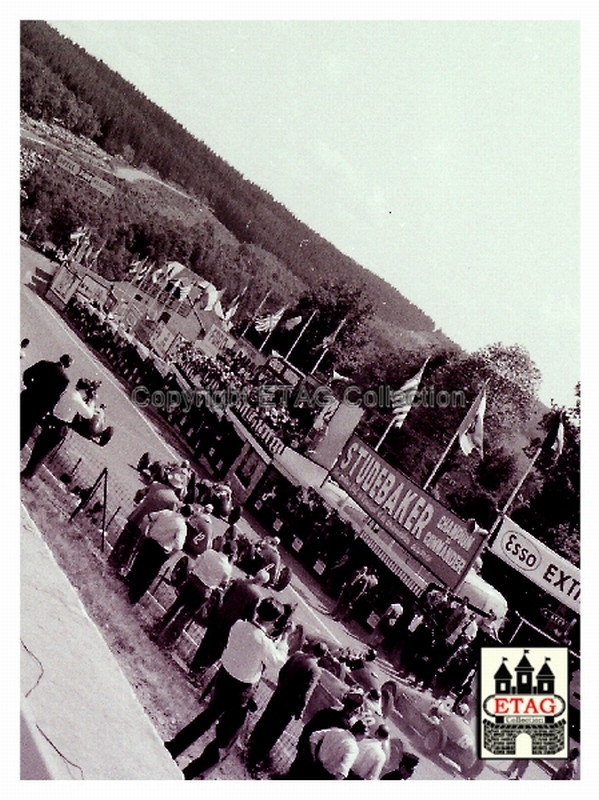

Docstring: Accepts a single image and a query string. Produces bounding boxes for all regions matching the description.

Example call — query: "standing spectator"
[165,598,289,779]
[126,505,190,604]
[21,375,94,478]
[182,504,214,557]
[308,720,367,780]
[20,353,72,449]
[188,571,270,675]
[349,724,391,780]
[109,471,185,573]
[369,602,404,650]
[246,642,325,775]
[154,547,233,645]
[331,566,369,621]
[444,596,470,645]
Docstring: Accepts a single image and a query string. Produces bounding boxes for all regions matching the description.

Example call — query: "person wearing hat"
[109,470,185,573]
[165,597,289,779]
[21,353,72,450]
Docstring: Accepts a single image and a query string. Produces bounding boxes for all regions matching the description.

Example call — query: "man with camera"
[21,377,98,478]
[165,597,290,779]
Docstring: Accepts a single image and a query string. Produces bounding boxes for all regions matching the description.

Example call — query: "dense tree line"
[20,21,434,333]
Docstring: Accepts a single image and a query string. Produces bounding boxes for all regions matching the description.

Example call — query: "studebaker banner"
[331,435,487,589]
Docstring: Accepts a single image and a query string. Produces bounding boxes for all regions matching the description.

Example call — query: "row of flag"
[125,257,565,469]
[385,360,564,465]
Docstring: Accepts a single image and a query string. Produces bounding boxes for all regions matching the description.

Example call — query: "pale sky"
[44,14,581,408]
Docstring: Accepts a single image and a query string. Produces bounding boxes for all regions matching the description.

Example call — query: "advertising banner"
[149,322,175,360]
[331,435,487,589]
[491,517,580,613]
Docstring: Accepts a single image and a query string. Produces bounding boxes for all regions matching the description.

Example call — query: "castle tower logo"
[479,647,569,760]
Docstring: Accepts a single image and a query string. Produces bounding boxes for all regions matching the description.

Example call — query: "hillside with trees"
[20,21,579,560]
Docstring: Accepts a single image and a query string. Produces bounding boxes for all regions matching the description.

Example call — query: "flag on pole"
[283,315,303,331]
[458,384,487,457]
[255,306,286,333]
[175,282,193,300]
[390,359,429,430]
[332,370,350,382]
[222,292,243,326]
[541,412,565,457]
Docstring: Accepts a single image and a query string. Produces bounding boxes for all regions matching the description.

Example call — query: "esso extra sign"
[492,518,580,614]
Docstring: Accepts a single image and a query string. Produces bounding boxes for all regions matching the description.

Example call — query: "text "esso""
[502,531,540,570]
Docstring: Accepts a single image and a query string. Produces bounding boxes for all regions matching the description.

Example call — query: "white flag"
[458,385,487,457]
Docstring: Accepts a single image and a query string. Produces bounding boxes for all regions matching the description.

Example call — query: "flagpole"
[501,446,543,516]
[374,417,395,452]
[487,445,543,545]
[258,313,283,353]
[422,428,462,490]
[422,379,489,491]
[242,289,271,337]
[310,317,346,375]
[285,309,317,361]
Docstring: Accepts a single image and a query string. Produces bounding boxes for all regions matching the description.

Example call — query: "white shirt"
[146,509,187,553]
[309,727,359,779]
[351,737,388,780]
[54,388,95,424]
[190,548,232,589]
[221,619,287,684]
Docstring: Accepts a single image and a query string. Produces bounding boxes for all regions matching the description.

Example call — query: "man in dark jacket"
[246,642,325,775]
[20,354,71,448]
[188,571,269,675]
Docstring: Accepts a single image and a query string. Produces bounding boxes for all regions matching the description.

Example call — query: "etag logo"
[479,648,569,761]
[500,529,541,571]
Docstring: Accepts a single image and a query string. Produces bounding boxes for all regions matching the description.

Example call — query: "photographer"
[21,377,98,478]
[165,597,289,779]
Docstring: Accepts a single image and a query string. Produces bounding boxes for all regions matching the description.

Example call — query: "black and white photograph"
[15,5,587,785]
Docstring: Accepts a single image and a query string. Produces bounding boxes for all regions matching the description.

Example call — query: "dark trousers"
[109,520,144,572]
[126,538,169,604]
[166,667,255,776]
[20,392,46,449]
[246,695,295,768]
[189,626,229,673]
[157,575,211,644]
[21,416,68,476]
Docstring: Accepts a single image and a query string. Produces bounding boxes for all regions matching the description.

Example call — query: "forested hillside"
[21,20,434,333]
[20,21,579,561]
